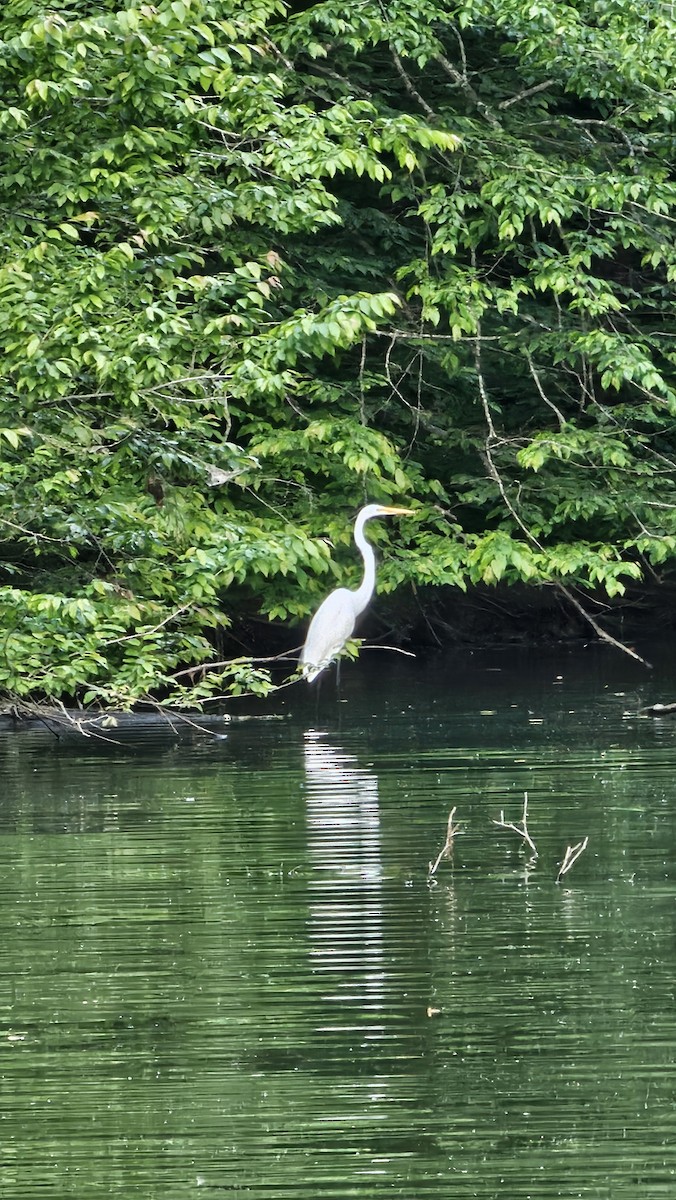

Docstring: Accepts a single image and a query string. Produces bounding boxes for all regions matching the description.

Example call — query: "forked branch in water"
[556,836,589,883]
[493,791,538,859]
[428,806,463,876]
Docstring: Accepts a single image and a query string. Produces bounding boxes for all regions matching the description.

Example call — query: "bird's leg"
[314,672,322,715]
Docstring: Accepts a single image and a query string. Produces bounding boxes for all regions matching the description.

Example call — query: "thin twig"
[0,516,68,544]
[363,643,416,658]
[136,697,229,739]
[102,604,193,647]
[172,648,302,680]
[556,836,589,883]
[493,791,538,858]
[498,79,554,109]
[428,806,463,876]
[526,354,567,430]
[554,584,652,668]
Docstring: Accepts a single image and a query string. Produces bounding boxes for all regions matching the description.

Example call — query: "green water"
[2,645,676,1198]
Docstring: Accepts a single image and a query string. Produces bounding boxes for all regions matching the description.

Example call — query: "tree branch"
[391,49,437,119]
[553,584,652,668]
[499,79,554,109]
[429,806,463,876]
[493,791,538,858]
[102,605,193,647]
[475,334,652,670]
[435,52,501,128]
[172,649,302,681]
[556,836,589,883]
[526,354,567,430]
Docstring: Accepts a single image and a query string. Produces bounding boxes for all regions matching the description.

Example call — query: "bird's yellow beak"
[380,506,416,515]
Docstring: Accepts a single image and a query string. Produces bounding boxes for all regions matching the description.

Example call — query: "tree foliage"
[1,0,675,706]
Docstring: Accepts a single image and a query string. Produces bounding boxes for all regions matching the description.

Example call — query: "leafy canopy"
[0,0,675,706]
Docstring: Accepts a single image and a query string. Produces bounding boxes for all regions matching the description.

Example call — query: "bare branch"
[493,791,538,859]
[1,699,124,744]
[556,836,589,883]
[474,329,498,442]
[526,355,567,430]
[553,584,652,668]
[0,516,68,545]
[391,49,436,119]
[499,79,554,109]
[102,605,193,647]
[172,648,302,681]
[373,328,503,343]
[363,643,417,658]
[435,52,501,128]
[429,806,463,876]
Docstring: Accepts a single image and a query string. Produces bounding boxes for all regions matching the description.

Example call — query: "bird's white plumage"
[300,587,360,682]
[300,503,412,682]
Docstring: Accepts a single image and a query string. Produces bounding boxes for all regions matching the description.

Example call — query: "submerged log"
[642,702,676,716]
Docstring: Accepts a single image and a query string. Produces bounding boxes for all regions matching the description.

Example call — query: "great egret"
[300,503,414,682]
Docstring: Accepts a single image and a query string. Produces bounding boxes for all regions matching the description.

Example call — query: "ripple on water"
[2,650,676,1197]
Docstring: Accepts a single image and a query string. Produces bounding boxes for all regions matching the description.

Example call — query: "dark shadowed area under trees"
[1,0,675,710]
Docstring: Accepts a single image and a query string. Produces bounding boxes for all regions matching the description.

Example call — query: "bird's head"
[359,503,415,521]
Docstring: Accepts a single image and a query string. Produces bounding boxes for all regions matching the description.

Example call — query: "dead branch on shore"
[428,806,463,876]
[493,791,538,859]
[556,836,589,884]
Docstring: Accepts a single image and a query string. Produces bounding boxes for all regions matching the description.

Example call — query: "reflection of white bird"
[300,503,413,682]
[303,732,382,883]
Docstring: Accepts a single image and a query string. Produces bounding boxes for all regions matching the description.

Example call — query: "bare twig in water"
[428,806,463,876]
[556,836,589,884]
[493,791,538,859]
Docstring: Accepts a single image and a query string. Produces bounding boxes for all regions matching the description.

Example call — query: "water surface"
[2,645,676,1197]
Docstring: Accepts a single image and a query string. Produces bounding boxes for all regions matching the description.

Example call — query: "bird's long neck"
[352,511,377,615]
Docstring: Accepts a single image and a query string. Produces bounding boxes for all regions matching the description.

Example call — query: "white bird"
[300,503,414,682]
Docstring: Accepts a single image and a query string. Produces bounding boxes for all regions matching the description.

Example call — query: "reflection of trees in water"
[0,724,236,835]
